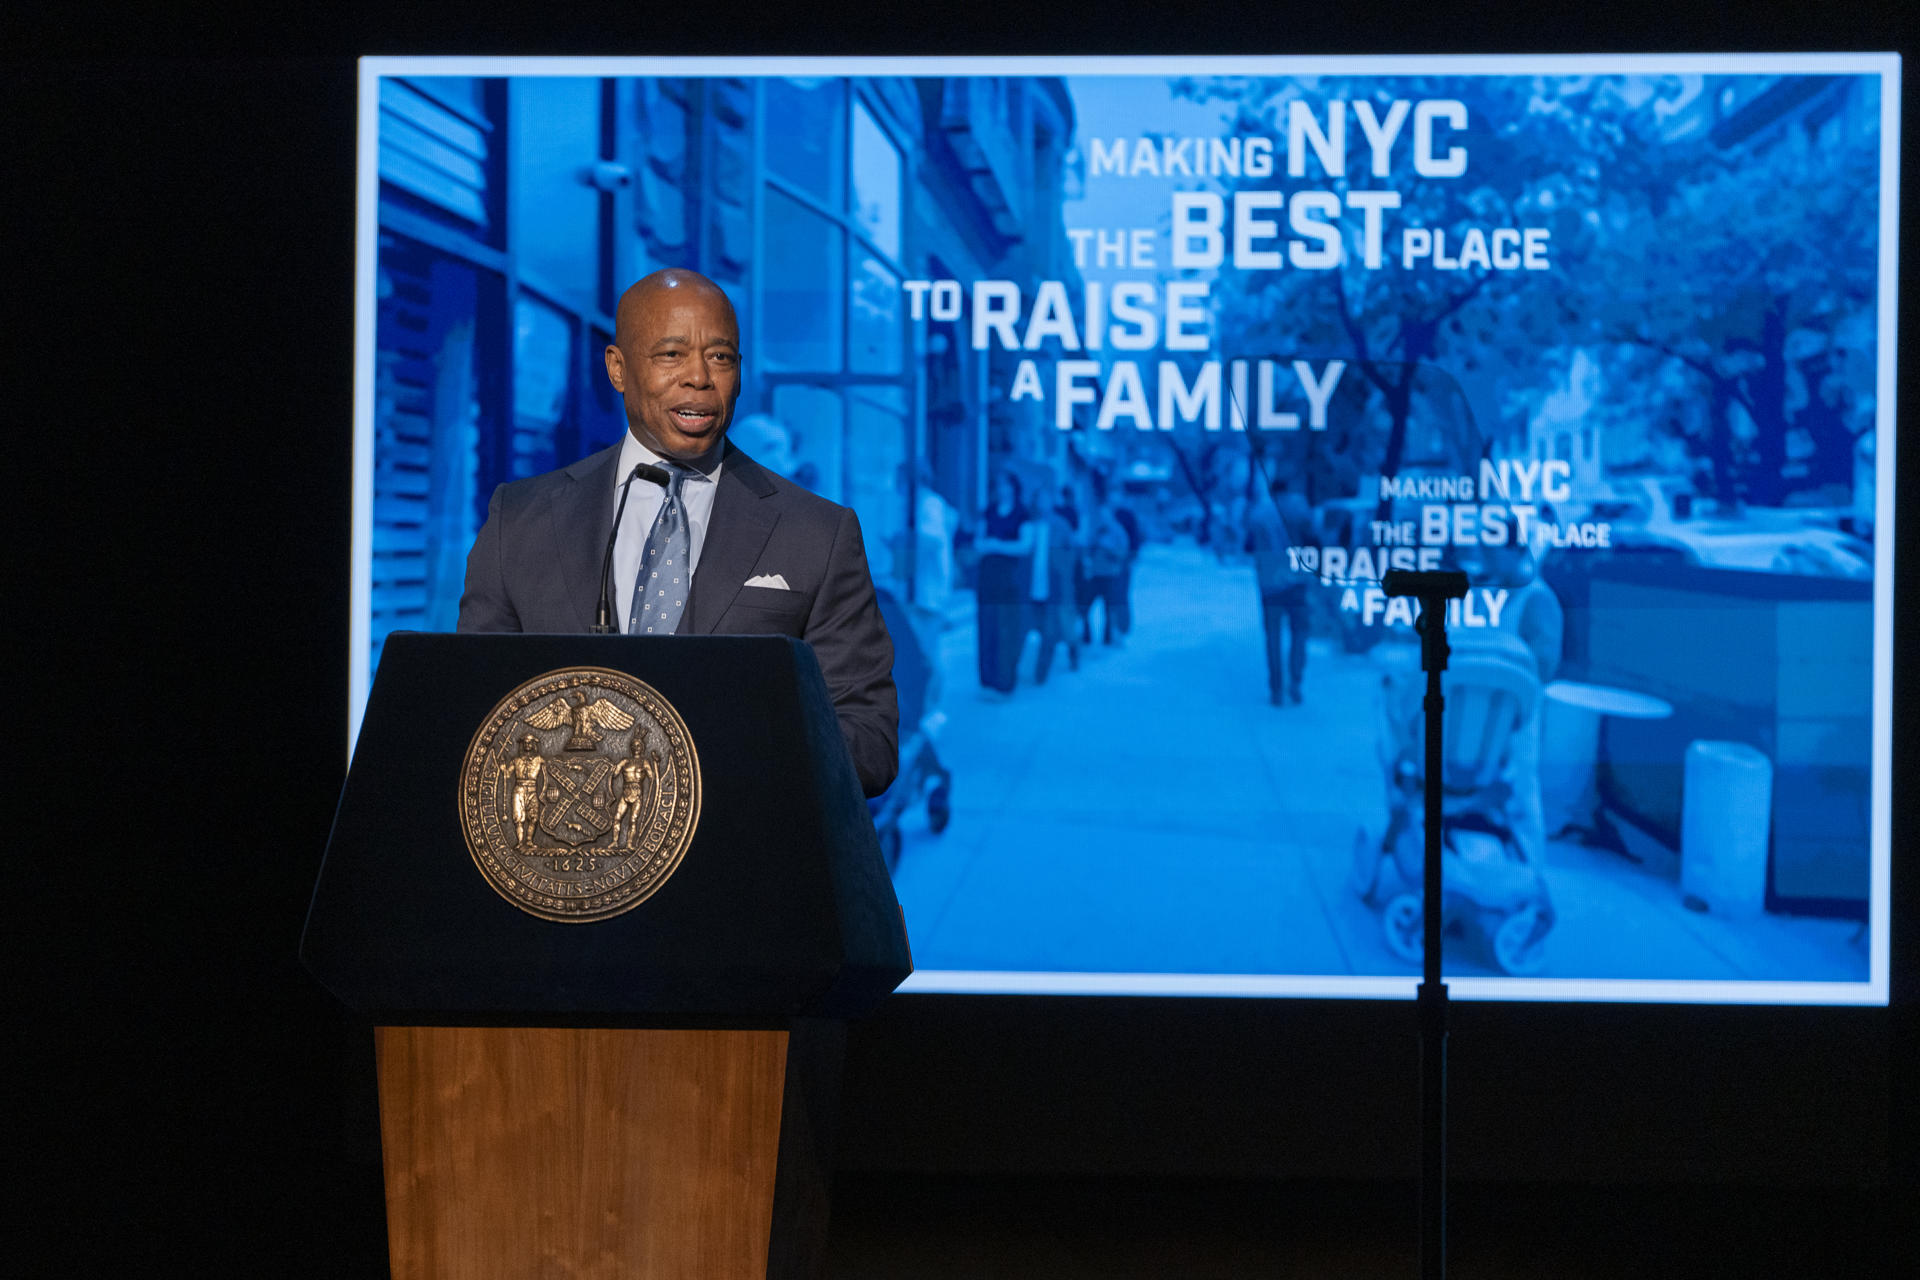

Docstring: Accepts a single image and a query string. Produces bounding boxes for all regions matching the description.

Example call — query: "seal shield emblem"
[459,666,701,922]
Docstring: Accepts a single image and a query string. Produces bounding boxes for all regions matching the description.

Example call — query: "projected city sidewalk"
[890,541,1867,984]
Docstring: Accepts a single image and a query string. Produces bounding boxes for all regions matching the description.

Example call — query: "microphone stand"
[1382,568,1470,1280]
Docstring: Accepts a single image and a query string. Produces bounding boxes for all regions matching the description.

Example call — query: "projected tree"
[1581,87,1880,508]
[1179,75,1880,516]
[1180,75,1623,504]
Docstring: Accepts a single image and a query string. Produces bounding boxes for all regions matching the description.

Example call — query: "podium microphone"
[592,462,668,634]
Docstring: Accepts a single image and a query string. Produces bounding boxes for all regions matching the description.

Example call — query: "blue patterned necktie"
[628,462,692,636]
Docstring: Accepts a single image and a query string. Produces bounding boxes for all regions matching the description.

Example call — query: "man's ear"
[604,344,627,391]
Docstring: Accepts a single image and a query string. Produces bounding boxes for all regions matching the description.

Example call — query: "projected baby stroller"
[1350,627,1555,975]
[868,585,953,872]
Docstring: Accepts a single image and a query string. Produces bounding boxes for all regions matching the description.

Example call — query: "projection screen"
[350,55,1898,1003]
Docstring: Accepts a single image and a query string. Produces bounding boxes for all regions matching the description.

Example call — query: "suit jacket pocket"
[721,584,810,635]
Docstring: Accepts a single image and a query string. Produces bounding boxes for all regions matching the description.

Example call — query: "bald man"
[457,270,898,796]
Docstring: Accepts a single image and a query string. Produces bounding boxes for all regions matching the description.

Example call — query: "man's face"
[605,286,741,459]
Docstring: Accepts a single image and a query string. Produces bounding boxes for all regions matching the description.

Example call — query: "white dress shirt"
[611,431,724,632]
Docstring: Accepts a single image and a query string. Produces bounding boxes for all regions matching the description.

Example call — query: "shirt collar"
[615,430,724,488]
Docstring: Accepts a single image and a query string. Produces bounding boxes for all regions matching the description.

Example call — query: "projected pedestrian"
[1247,479,1314,706]
[1109,494,1142,637]
[1080,498,1131,648]
[1033,483,1082,683]
[974,469,1035,697]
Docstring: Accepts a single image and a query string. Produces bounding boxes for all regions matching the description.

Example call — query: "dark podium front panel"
[301,632,911,1024]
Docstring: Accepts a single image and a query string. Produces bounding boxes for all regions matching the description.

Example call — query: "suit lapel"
[546,443,622,631]
[682,444,779,635]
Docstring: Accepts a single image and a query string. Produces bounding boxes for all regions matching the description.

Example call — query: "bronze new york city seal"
[460,667,701,922]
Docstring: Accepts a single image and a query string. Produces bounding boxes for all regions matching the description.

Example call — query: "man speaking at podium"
[457,269,898,797]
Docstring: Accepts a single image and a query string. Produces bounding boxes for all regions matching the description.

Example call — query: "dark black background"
[6,1,1913,1273]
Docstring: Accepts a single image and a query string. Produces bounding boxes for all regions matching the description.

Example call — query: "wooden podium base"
[376,1025,820,1279]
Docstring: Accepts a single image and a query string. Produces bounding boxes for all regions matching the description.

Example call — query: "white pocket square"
[744,573,791,590]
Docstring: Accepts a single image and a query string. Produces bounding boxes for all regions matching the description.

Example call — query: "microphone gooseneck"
[592,463,670,633]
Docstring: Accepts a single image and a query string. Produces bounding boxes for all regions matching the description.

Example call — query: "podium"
[302,633,912,1279]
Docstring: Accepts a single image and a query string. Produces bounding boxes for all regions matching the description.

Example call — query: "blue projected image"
[354,58,1896,1002]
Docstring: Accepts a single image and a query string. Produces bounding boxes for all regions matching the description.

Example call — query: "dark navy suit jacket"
[457,441,899,796]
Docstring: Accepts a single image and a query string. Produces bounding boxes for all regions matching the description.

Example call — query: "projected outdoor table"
[1541,680,1674,842]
